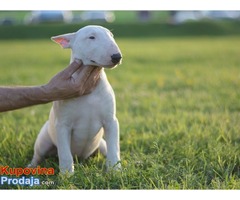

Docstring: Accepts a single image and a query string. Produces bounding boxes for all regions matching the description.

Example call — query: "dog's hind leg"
[99,138,107,157]
[28,121,55,167]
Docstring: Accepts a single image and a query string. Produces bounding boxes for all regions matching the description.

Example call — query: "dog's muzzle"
[111,53,122,64]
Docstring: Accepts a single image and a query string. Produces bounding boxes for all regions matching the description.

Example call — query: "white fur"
[29,25,122,174]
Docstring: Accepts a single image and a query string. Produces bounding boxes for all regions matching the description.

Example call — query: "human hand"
[43,60,102,101]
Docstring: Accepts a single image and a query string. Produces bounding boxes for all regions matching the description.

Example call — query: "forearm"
[0,61,101,112]
[0,86,50,112]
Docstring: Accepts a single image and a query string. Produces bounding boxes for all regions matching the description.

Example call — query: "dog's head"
[51,25,122,69]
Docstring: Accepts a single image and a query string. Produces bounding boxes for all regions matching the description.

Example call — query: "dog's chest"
[54,91,104,128]
[52,74,115,133]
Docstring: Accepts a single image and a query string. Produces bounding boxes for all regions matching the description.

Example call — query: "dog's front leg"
[103,117,121,170]
[55,123,74,174]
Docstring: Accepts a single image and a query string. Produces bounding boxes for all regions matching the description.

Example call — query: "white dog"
[29,25,122,174]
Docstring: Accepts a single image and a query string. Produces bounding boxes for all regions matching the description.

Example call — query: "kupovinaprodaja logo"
[1,176,40,187]
[0,165,55,187]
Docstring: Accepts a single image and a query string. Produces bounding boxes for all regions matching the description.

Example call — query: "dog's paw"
[59,165,74,177]
[114,162,122,170]
[27,163,36,168]
[59,171,74,178]
[106,161,122,172]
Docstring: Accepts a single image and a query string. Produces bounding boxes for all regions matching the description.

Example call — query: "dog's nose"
[111,53,122,64]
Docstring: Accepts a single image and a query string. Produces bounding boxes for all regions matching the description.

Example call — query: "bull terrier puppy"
[29,25,122,174]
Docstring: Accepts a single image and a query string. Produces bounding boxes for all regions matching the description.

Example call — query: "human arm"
[0,60,101,112]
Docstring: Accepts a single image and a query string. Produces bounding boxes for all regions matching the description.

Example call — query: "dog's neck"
[70,54,100,69]
[70,55,108,90]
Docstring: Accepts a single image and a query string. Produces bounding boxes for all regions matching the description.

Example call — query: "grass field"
[0,25,240,189]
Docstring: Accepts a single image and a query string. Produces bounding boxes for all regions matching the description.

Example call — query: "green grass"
[0,33,240,189]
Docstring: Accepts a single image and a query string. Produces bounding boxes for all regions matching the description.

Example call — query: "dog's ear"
[51,32,76,48]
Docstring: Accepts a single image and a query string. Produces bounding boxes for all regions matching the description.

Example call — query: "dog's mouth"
[90,60,121,69]
[90,60,97,64]
[89,52,122,69]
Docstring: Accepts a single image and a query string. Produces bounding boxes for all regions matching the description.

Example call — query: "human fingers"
[86,66,102,83]
[60,59,83,79]
[73,65,96,84]
[80,66,102,94]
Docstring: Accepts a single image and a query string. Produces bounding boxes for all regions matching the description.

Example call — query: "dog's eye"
[89,36,95,39]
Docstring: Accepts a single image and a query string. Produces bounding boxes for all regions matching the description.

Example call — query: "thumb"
[61,60,83,79]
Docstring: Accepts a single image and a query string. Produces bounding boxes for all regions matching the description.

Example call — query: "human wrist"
[38,84,55,102]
